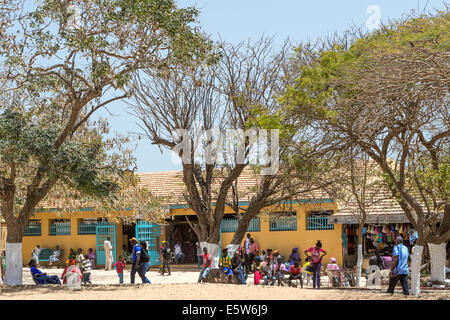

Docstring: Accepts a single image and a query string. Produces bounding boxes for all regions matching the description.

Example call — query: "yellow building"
[20,170,343,267]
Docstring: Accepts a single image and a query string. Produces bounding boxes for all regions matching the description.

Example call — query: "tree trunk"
[355,223,364,287]
[410,243,424,296]
[428,242,447,287]
[5,218,25,286]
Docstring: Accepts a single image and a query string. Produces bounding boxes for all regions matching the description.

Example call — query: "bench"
[38,248,65,267]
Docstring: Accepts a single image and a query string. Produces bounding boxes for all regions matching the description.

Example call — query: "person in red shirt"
[197,247,212,283]
[113,255,126,284]
[288,261,303,288]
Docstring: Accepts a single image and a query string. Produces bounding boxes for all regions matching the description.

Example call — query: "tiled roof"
[136,168,331,206]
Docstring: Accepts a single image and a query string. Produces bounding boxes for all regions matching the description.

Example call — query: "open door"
[136,221,160,265]
[96,222,116,265]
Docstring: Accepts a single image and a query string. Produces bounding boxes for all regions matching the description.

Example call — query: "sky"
[98,0,448,173]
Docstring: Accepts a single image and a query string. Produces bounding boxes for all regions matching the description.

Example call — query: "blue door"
[135,221,160,266]
[96,222,116,265]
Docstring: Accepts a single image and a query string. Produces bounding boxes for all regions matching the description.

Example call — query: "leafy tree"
[282,11,449,294]
[0,0,213,285]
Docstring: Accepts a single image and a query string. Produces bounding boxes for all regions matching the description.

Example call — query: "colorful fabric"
[307,247,325,264]
[220,255,231,268]
[289,265,302,275]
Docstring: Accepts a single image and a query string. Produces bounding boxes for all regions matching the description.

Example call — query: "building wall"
[220,202,342,266]
[22,200,343,266]
[22,210,130,266]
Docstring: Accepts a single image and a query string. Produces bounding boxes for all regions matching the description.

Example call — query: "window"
[49,219,71,236]
[306,210,334,230]
[78,218,99,235]
[24,220,41,236]
[269,212,297,231]
[220,216,261,233]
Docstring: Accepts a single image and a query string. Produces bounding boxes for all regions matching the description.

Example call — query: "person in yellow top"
[220,248,232,278]
[302,256,313,287]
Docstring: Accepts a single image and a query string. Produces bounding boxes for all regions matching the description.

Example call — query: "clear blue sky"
[99,0,447,173]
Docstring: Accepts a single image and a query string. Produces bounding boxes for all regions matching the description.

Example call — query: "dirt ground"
[0,267,448,300]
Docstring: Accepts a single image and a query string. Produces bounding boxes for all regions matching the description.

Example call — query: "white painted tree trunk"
[410,245,423,296]
[201,242,220,269]
[428,243,446,286]
[5,242,23,286]
[356,244,363,287]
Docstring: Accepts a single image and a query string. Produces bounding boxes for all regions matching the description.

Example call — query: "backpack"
[140,248,150,263]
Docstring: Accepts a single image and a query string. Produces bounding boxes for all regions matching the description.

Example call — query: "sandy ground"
[0,266,448,300]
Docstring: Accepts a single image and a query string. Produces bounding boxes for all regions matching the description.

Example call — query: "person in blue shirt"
[130,237,141,284]
[387,236,410,295]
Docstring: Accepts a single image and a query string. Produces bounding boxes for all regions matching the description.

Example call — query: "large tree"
[131,37,294,265]
[282,11,449,294]
[0,0,212,285]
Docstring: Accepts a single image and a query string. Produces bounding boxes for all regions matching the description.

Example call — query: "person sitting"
[262,257,275,286]
[253,257,263,285]
[288,261,303,288]
[61,259,82,288]
[231,251,246,285]
[259,250,267,262]
[326,257,341,287]
[219,248,233,281]
[49,245,61,266]
[174,242,185,264]
[273,257,287,286]
[87,248,96,269]
[29,259,61,284]
[369,250,385,271]
[289,248,301,267]
[272,250,281,262]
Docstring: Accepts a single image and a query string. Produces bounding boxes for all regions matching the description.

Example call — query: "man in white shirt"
[104,237,113,271]
[174,241,184,264]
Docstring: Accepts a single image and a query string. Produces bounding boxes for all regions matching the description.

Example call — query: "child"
[303,256,313,287]
[288,261,303,288]
[113,255,126,284]
[81,254,92,284]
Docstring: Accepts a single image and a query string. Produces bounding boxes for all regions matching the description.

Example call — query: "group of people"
[28,251,92,286]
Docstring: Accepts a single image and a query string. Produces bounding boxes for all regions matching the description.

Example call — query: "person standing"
[113,255,126,284]
[243,234,252,275]
[81,254,92,284]
[161,242,172,276]
[305,240,327,289]
[104,237,113,271]
[75,248,85,270]
[130,237,141,284]
[49,245,61,266]
[174,241,184,264]
[137,241,151,284]
[249,238,259,273]
[386,236,410,296]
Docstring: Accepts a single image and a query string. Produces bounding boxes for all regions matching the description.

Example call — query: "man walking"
[130,237,141,284]
[104,237,113,271]
[161,242,171,276]
[387,236,410,296]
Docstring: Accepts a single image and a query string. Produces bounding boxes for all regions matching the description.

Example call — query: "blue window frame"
[269,212,297,231]
[49,219,71,236]
[24,220,41,236]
